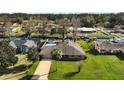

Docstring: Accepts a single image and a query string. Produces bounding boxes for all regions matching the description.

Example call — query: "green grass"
[76,40,90,51]
[49,33,61,37]
[27,61,40,76]
[49,53,124,80]
[82,31,114,38]
[48,40,124,80]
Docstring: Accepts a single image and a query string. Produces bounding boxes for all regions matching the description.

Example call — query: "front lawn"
[48,40,124,80]
[49,53,124,80]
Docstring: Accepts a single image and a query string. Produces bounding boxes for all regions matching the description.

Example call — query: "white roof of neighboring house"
[77,27,96,32]
[23,40,37,48]
[114,38,124,43]
[68,27,74,31]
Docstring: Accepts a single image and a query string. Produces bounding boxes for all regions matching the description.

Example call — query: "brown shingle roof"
[40,40,86,56]
[96,42,124,53]
[57,40,85,56]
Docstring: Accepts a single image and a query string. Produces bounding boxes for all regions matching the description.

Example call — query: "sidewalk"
[31,59,52,80]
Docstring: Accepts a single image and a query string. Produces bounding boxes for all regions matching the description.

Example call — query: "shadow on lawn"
[116,54,124,60]
[20,75,41,80]
[0,64,32,76]
[64,72,79,79]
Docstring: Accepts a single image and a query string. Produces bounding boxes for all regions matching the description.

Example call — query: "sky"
[0,0,124,13]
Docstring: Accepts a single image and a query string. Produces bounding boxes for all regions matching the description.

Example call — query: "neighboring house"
[95,41,124,54]
[11,23,22,32]
[103,28,124,33]
[9,39,37,53]
[77,27,96,33]
[113,29,124,33]
[40,40,86,60]
[113,38,124,43]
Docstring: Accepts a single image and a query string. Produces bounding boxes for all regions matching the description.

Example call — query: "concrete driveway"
[31,59,52,80]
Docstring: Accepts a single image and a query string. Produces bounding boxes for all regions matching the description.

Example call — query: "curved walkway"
[31,59,52,80]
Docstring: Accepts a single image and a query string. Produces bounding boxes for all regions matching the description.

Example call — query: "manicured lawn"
[27,61,40,76]
[48,40,124,80]
[49,52,124,80]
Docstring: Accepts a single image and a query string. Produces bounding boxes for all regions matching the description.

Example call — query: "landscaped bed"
[48,40,124,80]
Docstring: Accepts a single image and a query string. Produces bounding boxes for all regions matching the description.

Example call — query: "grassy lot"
[82,31,115,38]
[0,54,39,80]
[76,40,89,50]
[48,40,124,80]
[31,32,40,37]
[49,33,61,37]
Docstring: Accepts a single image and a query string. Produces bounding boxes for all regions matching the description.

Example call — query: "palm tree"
[51,47,62,71]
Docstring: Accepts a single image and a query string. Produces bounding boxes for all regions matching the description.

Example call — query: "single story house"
[113,38,124,43]
[9,39,37,53]
[77,27,96,33]
[95,41,124,54]
[40,40,86,60]
[113,29,124,33]
[103,28,124,33]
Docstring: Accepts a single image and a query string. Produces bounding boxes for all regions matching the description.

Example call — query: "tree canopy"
[0,41,18,69]
[27,47,39,61]
[51,47,62,60]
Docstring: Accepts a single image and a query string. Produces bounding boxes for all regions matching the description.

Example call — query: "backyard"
[48,40,124,80]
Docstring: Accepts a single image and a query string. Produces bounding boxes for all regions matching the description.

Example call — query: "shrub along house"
[39,40,86,60]
[9,39,37,54]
